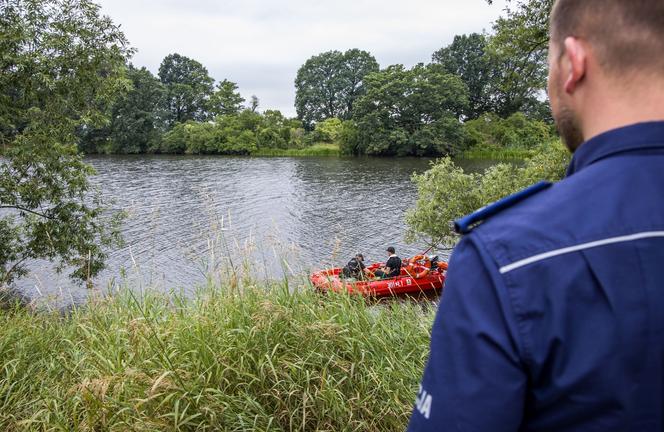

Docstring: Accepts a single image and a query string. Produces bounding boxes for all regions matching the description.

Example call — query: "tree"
[350,64,468,156]
[432,33,496,119]
[487,0,552,45]
[158,53,214,125]
[431,1,554,121]
[0,0,129,287]
[249,95,259,113]
[295,49,379,129]
[208,79,245,117]
[339,49,380,116]
[486,0,552,117]
[295,50,345,129]
[77,65,165,154]
[108,65,166,153]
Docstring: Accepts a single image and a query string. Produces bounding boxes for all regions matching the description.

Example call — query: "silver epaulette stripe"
[499,231,664,274]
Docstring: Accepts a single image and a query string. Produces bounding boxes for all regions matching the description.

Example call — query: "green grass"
[0,279,435,431]
[251,143,340,157]
[460,147,536,160]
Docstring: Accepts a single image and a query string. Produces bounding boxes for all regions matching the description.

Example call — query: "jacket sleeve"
[407,235,527,431]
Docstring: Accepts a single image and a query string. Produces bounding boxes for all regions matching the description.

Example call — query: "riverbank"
[0,280,434,430]
[460,147,535,160]
[78,143,538,160]
[250,143,340,157]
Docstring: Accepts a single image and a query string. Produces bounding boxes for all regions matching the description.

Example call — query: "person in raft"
[373,246,402,279]
[341,253,367,279]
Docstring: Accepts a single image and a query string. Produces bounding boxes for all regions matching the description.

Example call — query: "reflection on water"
[13,155,502,306]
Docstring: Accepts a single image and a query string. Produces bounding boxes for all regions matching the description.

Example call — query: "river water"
[13,155,499,308]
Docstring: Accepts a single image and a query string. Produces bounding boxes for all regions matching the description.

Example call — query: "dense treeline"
[312,0,554,156]
[76,0,553,157]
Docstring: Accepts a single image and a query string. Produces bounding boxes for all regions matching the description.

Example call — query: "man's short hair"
[386,246,396,254]
[356,253,364,260]
[550,0,664,74]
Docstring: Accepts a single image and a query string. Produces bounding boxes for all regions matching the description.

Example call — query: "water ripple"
[12,155,476,304]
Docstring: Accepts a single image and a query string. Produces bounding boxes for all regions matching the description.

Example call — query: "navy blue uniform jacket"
[408,122,664,431]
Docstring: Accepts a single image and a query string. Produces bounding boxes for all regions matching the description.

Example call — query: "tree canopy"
[295,49,379,129]
[487,0,552,117]
[106,65,166,154]
[432,33,496,119]
[158,53,215,125]
[0,0,129,286]
[208,79,245,117]
[345,64,468,156]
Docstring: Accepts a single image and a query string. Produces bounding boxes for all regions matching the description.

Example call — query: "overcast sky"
[96,0,508,117]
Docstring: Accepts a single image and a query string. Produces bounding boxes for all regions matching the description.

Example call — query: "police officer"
[408,1,664,430]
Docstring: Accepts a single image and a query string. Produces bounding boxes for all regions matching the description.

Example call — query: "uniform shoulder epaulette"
[454,181,552,235]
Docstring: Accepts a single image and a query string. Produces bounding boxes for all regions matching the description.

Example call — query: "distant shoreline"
[79,144,533,160]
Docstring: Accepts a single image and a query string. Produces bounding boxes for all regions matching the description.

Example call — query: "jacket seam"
[471,231,535,368]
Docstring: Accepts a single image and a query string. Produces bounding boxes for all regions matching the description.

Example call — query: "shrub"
[338,120,360,155]
[313,117,343,143]
[406,141,570,246]
[464,112,552,151]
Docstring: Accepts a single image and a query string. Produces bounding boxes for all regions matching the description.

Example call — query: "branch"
[1,255,29,287]
[0,205,55,220]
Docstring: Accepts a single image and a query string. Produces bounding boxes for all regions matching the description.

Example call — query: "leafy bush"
[408,116,468,156]
[406,141,570,246]
[161,121,215,154]
[338,120,361,155]
[464,112,553,151]
[351,64,469,156]
[160,110,307,155]
[312,117,343,143]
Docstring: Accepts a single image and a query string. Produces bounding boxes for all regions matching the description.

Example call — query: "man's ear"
[563,37,587,94]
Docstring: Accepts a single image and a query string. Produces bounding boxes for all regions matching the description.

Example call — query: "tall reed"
[0,278,435,431]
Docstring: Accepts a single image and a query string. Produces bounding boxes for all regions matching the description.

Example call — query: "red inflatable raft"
[310,255,448,297]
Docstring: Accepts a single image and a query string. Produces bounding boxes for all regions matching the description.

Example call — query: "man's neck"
[582,79,664,142]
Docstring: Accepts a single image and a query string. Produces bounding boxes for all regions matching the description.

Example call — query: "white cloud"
[97,0,508,117]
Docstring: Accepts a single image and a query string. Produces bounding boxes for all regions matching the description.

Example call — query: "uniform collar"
[566,121,664,176]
